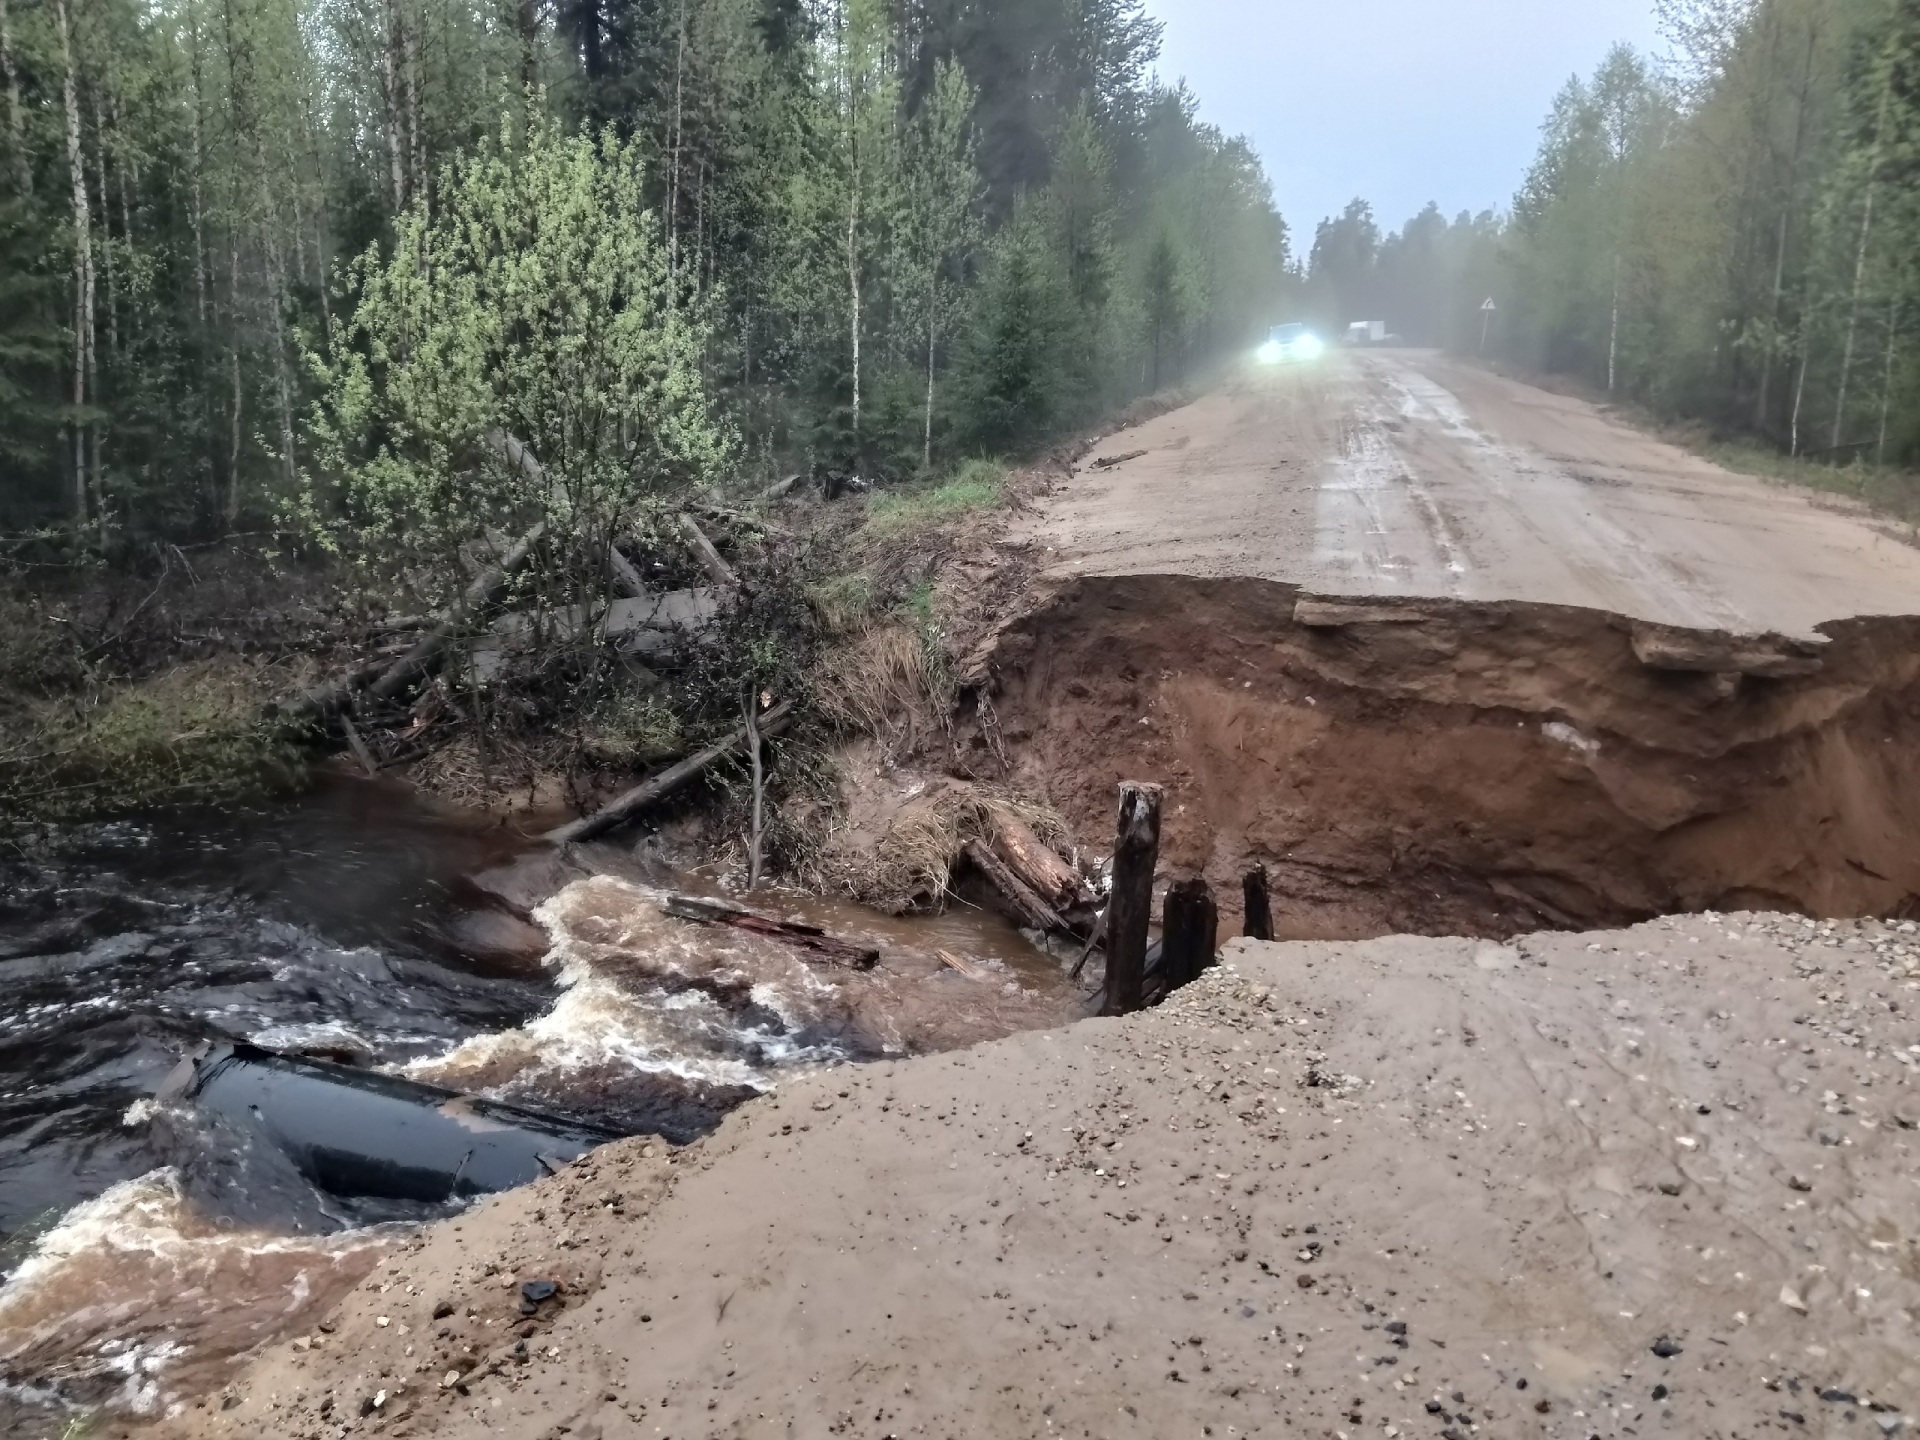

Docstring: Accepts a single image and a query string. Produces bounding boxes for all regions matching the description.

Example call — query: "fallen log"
[660,893,879,970]
[607,542,649,599]
[1089,449,1148,470]
[992,818,1086,911]
[338,712,381,777]
[369,513,547,704]
[963,840,1065,934]
[544,700,795,845]
[680,513,739,588]
[277,431,550,726]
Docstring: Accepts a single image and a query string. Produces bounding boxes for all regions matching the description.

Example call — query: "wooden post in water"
[1242,864,1274,942]
[1101,782,1163,1017]
[1160,878,1219,996]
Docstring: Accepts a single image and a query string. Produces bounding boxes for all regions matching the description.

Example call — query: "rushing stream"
[0,777,1076,1431]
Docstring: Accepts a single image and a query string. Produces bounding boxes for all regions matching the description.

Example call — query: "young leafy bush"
[304,111,732,611]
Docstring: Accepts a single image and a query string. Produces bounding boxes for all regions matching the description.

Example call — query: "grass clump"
[578,686,684,767]
[860,459,1006,544]
[1,661,300,822]
[1689,436,1920,526]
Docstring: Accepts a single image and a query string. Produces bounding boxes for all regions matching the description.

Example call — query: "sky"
[1144,0,1668,250]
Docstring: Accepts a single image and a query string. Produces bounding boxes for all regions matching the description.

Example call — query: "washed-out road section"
[149,915,1920,1439]
[1028,351,1920,636]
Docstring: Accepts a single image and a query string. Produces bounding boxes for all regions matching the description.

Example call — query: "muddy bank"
[137,910,1920,1439]
[949,575,1920,937]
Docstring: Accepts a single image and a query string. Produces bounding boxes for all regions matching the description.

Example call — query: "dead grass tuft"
[807,775,1073,915]
[814,622,951,755]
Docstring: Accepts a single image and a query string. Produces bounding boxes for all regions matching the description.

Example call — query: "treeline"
[1306,0,1920,468]
[0,0,1291,543]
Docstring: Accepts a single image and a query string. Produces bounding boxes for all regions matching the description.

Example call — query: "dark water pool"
[0,781,555,1243]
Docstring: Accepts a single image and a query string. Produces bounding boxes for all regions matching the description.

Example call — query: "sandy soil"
[960,576,1920,938]
[1024,352,1920,637]
[145,911,1920,1440]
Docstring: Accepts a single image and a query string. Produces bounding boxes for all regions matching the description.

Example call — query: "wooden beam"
[1100,782,1163,1017]
[659,893,878,970]
[1242,864,1274,942]
[1160,878,1218,997]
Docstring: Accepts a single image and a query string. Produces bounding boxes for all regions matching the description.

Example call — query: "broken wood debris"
[607,543,649,599]
[659,893,879,970]
[1089,449,1148,470]
[544,701,794,845]
[936,949,987,981]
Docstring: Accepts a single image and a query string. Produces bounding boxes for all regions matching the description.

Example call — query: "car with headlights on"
[1258,322,1324,364]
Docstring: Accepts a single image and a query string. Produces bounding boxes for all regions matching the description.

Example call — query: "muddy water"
[0,780,1075,1431]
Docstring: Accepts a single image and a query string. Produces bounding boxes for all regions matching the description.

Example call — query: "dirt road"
[1029,351,1920,636]
[152,912,1920,1440]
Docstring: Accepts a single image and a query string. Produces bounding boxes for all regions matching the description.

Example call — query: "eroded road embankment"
[958,576,1920,937]
[144,915,1920,1440]
[1028,351,1920,638]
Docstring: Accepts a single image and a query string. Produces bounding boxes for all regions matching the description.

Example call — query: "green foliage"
[0,0,1287,544]
[861,462,1004,543]
[305,112,730,604]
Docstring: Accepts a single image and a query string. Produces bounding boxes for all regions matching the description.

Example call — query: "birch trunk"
[1876,299,1898,465]
[1830,179,1876,451]
[923,290,937,472]
[1,0,27,196]
[226,237,242,524]
[1607,256,1621,395]
[187,0,208,332]
[91,85,118,364]
[403,1,424,209]
[1756,21,1818,430]
[666,0,685,277]
[1831,61,1893,451]
[381,0,408,212]
[847,192,861,449]
[55,0,93,530]
[257,141,297,493]
[1790,341,1809,457]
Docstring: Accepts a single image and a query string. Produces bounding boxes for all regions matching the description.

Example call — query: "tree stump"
[1243,864,1274,942]
[1100,781,1163,1017]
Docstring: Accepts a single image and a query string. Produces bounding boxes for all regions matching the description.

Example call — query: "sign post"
[1480,297,1497,355]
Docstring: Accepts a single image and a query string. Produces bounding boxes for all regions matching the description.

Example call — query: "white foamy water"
[0,1169,402,1414]
[409,877,866,1095]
